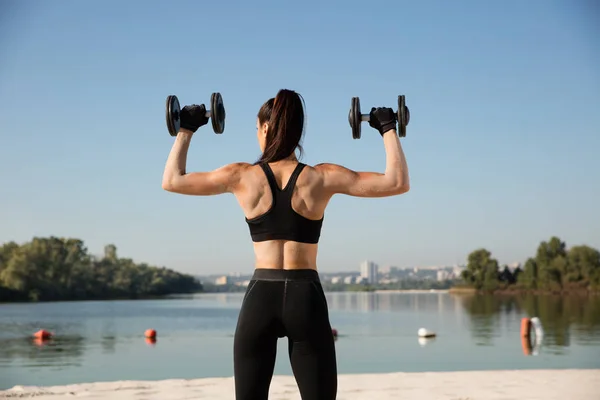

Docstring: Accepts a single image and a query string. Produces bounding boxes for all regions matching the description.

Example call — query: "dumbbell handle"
[360,110,399,122]
[174,108,212,120]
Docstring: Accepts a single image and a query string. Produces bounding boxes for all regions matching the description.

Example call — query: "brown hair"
[256,89,305,164]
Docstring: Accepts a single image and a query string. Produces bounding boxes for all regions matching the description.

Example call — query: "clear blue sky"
[1,0,598,274]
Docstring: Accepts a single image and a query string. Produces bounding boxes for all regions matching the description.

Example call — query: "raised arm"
[317,129,409,197]
[161,125,247,196]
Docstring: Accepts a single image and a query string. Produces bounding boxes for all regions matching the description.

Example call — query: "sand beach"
[2,369,599,399]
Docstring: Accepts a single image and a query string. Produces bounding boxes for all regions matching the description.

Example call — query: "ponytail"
[257,89,305,164]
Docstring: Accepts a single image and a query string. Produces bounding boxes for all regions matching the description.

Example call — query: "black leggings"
[233,268,338,400]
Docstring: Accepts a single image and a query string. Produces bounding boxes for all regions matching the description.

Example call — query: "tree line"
[459,236,600,292]
[0,236,202,302]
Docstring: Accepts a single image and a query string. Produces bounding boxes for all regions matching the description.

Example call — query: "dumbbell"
[165,93,226,137]
[348,95,410,139]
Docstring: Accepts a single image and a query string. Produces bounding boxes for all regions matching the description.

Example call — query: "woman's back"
[236,160,328,270]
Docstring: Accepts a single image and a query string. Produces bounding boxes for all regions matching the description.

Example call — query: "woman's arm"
[316,129,409,198]
[162,130,248,196]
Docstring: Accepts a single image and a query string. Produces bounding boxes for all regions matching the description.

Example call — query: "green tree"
[517,258,538,289]
[535,236,567,291]
[498,265,517,285]
[566,245,600,290]
[460,237,599,293]
[104,244,118,263]
[460,248,499,291]
[0,237,202,302]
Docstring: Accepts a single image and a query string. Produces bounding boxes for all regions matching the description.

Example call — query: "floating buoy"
[520,316,544,356]
[145,337,157,346]
[520,318,531,337]
[521,317,543,338]
[332,328,338,340]
[530,317,544,340]
[521,335,532,355]
[33,329,52,340]
[144,329,156,339]
[418,328,436,338]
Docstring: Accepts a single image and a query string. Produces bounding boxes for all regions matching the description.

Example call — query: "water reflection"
[417,336,436,347]
[1,292,599,388]
[101,335,117,353]
[457,293,600,351]
[0,335,86,367]
[328,291,456,314]
[195,291,463,315]
[100,292,600,350]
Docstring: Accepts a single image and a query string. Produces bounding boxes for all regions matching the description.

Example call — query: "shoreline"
[448,286,599,296]
[372,289,449,293]
[2,369,599,400]
[4,288,598,305]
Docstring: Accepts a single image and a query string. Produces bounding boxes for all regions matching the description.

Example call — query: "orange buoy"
[331,328,338,339]
[33,337,48,347]
[144,329,157,339]
[145,337,157,346]
[521,335,532,356]
[33,329,52,340]
[520,318,531,337]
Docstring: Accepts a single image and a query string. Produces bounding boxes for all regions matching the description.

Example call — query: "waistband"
[251,268,320,282]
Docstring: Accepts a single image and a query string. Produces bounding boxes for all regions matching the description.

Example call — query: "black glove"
[368,107,397,136]
[180,104,209,133]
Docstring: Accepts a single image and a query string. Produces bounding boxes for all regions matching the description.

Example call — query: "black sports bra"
[245,162,324,244]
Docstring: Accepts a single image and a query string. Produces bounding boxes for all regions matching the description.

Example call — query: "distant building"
[360,261,379,284]
[331,276,342,284]
[437,270,450,281]
[379,265,391,274]
[215,276,230,285]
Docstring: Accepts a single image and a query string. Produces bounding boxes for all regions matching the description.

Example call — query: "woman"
[162,89,410,400]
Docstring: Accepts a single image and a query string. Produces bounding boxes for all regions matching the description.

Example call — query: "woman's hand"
[180,104,210,133]
[368,107,397,137]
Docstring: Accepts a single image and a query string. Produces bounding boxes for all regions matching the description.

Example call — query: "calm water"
[1,292,599,389]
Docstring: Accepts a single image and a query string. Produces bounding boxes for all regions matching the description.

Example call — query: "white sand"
[1,370,598,399]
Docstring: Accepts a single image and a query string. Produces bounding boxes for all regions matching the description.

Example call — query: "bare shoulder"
[313,163,356,181]
[306,163,356,192]
[302,163,331,180]
[312,162,379,196]
[313,163,352,174]
[219,162,254,177]
[223,161,253,171]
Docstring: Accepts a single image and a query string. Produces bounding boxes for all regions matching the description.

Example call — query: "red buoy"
[144,329,157,339]
[33,329,52,340]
